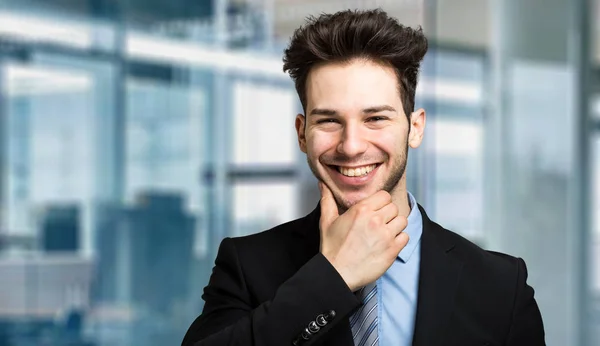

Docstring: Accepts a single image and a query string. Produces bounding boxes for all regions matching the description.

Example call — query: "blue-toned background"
[0,0,597,345]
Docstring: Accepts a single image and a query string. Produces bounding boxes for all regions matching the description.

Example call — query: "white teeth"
[338,164,377,177]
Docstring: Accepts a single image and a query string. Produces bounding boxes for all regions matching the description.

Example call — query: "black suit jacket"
[182,204,545,346]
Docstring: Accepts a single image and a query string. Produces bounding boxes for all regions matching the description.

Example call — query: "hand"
[318,181,409,292]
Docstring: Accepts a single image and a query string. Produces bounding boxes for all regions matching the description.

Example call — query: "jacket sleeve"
[505,257,546,345]
[181,237,361,346]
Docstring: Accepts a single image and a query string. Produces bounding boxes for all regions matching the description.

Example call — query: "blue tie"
[350,282,378,346]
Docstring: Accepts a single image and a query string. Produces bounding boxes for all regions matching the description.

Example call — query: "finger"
[394,231,410,251]
[358,190,393,211]
[376,202,399,224]
[385,215,408,236]
[319,181,339,231]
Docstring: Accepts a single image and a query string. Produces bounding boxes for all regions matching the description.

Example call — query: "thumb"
[318,181,339,231]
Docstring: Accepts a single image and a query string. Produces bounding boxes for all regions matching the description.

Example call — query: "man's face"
[295,59,425,212]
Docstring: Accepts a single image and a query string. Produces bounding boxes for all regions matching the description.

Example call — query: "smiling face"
[295,59,425,212]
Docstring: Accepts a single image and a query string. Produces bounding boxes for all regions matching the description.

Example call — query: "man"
[182,9,545,346]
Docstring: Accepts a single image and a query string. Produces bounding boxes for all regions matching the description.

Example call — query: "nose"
[336,122,368,158]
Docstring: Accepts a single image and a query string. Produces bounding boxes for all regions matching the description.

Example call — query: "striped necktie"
[350,282,378,346]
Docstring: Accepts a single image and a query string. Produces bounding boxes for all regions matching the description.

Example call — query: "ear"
[408,108,426,149]
[295,114,307,153]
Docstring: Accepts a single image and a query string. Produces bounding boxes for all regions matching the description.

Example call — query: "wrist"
[328,258,358,292]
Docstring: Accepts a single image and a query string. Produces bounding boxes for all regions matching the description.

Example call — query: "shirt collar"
[398,191,423,263]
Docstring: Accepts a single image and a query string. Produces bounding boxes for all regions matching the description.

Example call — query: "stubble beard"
[307,142,409,213]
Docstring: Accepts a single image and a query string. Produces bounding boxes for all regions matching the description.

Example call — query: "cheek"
[373,131,403,152]
[307,132,338,157]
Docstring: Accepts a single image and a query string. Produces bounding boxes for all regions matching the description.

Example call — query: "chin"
[334,186,380,209]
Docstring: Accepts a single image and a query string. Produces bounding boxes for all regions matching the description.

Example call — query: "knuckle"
[398,232,409,245]
[382,190,392,199]
[355,204,369,215]
[386,227,398,240]
[384,247,397,260]
[369,215,383,228]
[393,215,406,227]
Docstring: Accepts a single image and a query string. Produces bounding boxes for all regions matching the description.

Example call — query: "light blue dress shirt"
[376,191,422,345]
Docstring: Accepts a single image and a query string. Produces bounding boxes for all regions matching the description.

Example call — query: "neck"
[390,176,411,218]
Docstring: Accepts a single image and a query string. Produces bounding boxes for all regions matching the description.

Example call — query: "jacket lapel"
[290,203,321,271]
[412,205,463,346]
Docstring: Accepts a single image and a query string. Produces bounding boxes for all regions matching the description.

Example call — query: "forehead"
[305,59,401,112]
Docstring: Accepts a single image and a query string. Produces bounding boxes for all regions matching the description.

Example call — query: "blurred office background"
[0,0,597,345]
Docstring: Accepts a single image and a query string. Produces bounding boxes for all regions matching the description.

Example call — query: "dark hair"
[283,9,428,118]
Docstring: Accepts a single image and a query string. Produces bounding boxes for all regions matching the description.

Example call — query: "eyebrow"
[309,108,338,116]
[362,105,397,114]
[309,105,397,116]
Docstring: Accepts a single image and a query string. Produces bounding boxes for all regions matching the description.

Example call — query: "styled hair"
[282,9,428,118]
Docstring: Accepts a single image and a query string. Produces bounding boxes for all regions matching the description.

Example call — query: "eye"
[316,118,339,124]
[367,116,388,122]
